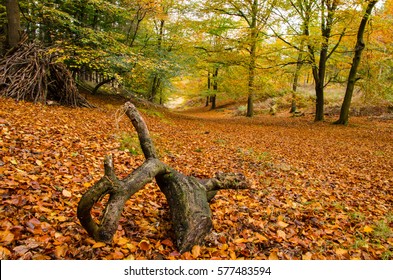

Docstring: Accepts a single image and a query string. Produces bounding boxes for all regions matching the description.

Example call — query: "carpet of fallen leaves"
[1,96,392,260]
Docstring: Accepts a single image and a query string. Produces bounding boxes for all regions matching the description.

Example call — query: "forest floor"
[0,95,392,260]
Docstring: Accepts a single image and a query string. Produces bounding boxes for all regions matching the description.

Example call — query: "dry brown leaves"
[0,97,392,260]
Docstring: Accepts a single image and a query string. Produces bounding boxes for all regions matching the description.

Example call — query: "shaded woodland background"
[1,0,392,121]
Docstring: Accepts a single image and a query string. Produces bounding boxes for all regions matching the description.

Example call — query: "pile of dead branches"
[0,41,92,108]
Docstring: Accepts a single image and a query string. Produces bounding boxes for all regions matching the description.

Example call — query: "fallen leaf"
[268,251,279,260]
[92,242,107,248]
[32,253,51,260]
[85,238,96,245]
[234,238,248,243]
[139,240,150,251]
[191,245,201,258]
[62,189,72,197]
[218,236,227,243]
[335,248,348,255]
[363,225,374,233]
[13,245,29,255]
[112,250,124,260]
[116,237,129,246]
[302,252,312,260]
[127,243,138,252]
[55,216,67,222]
[0,246,11,259]
[182,251,193,260]
[277,230,286,239]
[0,230,14,244]
[125,254,135,260]
[277,221,289,228]
[161,239,173,247]
[54,245,68,259]
[255,233,268,242]
[229,250,236,260]
[266,208,272,216]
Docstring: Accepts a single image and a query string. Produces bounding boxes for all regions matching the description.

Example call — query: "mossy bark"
[156,170,213,252]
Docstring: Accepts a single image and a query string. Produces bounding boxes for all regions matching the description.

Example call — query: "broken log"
[77,102,248,252]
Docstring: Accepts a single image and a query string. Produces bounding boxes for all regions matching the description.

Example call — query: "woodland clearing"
[0,96,392,260]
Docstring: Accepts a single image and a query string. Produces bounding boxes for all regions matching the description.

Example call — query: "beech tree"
[335,0,379,125]
[271,0,318,113]
[204,0,277,117]
[5,0,20,49]
[272,0,357,121]
[299,0,345,121]
[194,26,232,110]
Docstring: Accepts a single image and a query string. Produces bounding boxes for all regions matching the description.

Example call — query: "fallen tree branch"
[77,102,249,252]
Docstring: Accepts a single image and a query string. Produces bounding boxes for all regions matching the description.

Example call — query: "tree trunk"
[305,1,339,122]
[92,77,115,95]
[149,75,161,102]
[290,46,304,113]
[247,94,254,117]
[314,81,325,121]
[211,67,218,110]
[77,102,249,253]
[210,95,216,110]
[148,17,165,103]
[335,1,378,125]
[246,0,258,118]
[5,0,21,49]
[315,35,329,121]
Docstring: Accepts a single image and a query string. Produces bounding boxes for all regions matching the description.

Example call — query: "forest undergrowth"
[0,96,392,260]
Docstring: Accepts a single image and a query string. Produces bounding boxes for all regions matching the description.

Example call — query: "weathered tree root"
[77,102,248,252]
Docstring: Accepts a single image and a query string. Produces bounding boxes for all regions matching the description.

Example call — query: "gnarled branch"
[77,102,249,252]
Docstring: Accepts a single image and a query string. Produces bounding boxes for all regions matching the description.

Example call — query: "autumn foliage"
[0,96,392,260]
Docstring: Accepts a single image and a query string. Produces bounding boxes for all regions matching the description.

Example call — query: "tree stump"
[77,102,248,252]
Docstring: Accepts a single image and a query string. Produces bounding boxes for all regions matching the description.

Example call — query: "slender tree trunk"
[311,0,339,122]
[92,78,115,95]
[211,96,216,110]
[149,18,165,103]
[149,75,161,102]
[246,0,258,118]
[315,31,329,122]
[290,46,304,113]
[206,70,211,107]
[5,0,21,49]
[335,1,378,125]
[247,57,255,117]
[314,78,325,121]
[127,7,146,47]
[211,67,218,110]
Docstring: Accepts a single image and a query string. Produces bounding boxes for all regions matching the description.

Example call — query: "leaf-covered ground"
[0,96,392,260]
